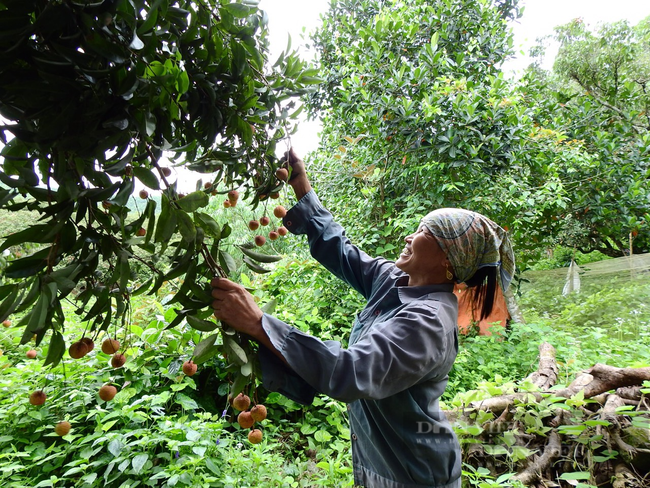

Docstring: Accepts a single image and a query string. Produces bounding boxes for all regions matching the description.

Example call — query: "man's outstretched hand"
[211,277,264,340]
[281,148,311,199]
[210,277,287,364]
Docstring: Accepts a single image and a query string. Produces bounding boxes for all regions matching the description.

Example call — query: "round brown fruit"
[232,392,251,412]
[136,227,146,237]
[248,429,263,444]
[2,319,10,328]
[250,404,267,422]
[26,349,37,359]
[68,341,89,359]
[254,235,266,247]
[277,226,288,237]
[269,231,279,241]
[101,338,120,354]
[182,360,198,376]
[161,167,172,177]
[80,337,95,352]
[55,421,71,436]
[276,168,289,181]
[29,390,47,406]
[111,353,126,368]
[204,181,213,189]
[223,199,231,208]
[248,220,260,231]
[237,411,255,429]
[260,216,271,226]
[139,189,149,199]
[227,190,239,203]
[98,384,118,402]
[273,206,287,219]
[270,192,280,199]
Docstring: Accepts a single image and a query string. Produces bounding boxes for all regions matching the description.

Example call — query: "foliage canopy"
[0,0,317,375]
[305,0,649,261]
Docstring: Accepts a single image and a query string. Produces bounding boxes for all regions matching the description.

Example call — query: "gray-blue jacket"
[259,190,461,488]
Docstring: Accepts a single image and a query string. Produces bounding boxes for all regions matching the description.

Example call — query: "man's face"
[395,224,452,286]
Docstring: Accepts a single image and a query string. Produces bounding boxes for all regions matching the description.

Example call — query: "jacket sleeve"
[257,345,317,405]
[282,190,394,300]
[259,301,458,403]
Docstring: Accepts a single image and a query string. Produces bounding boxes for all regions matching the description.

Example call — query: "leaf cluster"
[0,0,317,374]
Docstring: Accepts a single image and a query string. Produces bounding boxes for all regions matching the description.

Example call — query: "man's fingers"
[210,277,238,290]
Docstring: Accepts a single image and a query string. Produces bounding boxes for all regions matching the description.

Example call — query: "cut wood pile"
[449,343,650,487]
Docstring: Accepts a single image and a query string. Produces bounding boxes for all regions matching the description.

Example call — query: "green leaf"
[219,251,236,276]
[44,331,65,367]
[154,197,178,243]
[223,3,251,18]
[223,335,248,365]
[111,178,134,206]
[195,212,221,238]
[132,453,149,474]
[238,245,283,263]
[186,315,218,332]
[133,167,161,190]
[240,362,253,376]
[0,285,20,322]
[243,256,270,274]
[231,40,248,78]
[192,333,219,364]
[205,458,221,476]
[117,251,130,292]
[261,299,276,314]
[176,191,209,212]
[176,393,199,410]
[0,225,50,252]
[176,209,197,242]
[230,371,249,398]
[559,472,591,481]
[314,429,332,443]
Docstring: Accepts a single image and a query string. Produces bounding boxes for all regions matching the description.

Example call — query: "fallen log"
[552,364,650,399]
[456,345,650,487]
[603,394,626,420]
[524,342,558,390]
[612,462,643,488]
[617,386,643,401]
[512,430,562,485]
[469,364,650,413]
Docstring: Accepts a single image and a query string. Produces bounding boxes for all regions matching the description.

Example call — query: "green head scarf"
[421,208,515,291]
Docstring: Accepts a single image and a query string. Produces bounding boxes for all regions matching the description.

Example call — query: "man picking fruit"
[211,148,515,488]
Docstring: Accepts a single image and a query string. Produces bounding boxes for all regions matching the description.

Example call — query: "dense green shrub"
[527,245,612,271]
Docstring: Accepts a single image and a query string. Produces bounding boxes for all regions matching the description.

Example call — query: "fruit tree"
[0,0,318,389]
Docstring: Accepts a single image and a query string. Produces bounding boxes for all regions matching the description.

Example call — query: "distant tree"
[303,0,581,260]
[305,0,649,260]
[522,16,650,255]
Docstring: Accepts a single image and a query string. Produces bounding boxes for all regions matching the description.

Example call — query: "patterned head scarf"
[421,208,515,291]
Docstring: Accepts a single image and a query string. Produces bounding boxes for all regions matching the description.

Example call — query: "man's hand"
[211,277,264,340]
[281,148,311,199]
[210,277,288,364]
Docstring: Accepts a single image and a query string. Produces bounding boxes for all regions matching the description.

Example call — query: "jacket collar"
[392,270,455,303]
